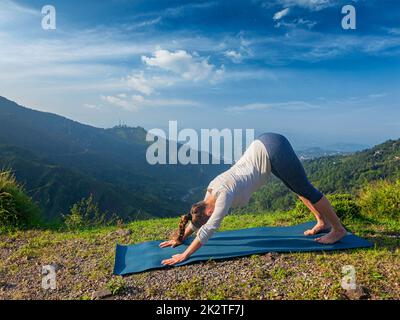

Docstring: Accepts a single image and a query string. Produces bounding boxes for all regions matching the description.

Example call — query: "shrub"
[293,199,311,217]
[358,180,400,220]
[0,171,41,230]
[63,194,106,230]
[326,194,361,220]
[293,193,360,220]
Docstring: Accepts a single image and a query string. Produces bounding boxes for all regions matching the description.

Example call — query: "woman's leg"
[299,196,331,235]
[311,196,347,244]
[258,133,346,244]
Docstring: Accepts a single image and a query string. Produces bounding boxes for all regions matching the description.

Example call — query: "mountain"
[0,96,226,221]
[297,147,346,160]
[296,143,370,160]
[327,142,370,153]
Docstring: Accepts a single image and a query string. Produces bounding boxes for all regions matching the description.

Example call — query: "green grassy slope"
[0,209,398,300]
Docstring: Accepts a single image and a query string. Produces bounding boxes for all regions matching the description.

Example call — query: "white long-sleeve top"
[192,140,272,244]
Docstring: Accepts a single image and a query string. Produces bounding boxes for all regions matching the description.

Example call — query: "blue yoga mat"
[113,221,372,275]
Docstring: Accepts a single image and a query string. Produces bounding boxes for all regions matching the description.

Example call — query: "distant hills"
[296,143,369,161]
[297,147,346,161]
[0,96,225,221]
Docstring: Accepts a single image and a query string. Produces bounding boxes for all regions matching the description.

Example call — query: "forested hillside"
[0,96,226,221]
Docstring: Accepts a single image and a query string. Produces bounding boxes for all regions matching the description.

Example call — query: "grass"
[107,277,127,295]
[0,171,42,231]
[0,209,399,300]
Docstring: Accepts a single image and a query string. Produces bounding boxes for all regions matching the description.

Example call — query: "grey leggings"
[257,133,323,204]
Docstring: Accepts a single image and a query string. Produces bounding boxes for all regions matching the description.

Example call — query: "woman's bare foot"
[304,222,331,236]
[315,227,347,244]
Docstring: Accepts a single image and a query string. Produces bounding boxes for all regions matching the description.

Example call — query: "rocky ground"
[0,214,399,300]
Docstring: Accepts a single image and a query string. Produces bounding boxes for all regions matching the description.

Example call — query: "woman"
[160,133,347,266]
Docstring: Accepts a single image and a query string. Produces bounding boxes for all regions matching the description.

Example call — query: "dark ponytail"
[172,213,192,244]
[171,201,209,244]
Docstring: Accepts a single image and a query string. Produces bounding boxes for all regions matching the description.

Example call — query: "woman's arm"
[161,191,233,266]
[182,224,195,241]
[159,224,194,248]
[161,237,202,266]
[196,191,232,244]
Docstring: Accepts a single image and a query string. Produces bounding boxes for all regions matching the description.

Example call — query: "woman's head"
[172,200,212,243]
[190,201,210,229]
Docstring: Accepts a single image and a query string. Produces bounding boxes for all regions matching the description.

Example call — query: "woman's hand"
[159,239,182,248]
[161,253,188,266]
[160,236,202,266]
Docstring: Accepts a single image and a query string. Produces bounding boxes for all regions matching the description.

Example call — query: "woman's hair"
[172,201,210,243]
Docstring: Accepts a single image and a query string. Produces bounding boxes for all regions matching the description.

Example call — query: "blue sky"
[0,0,399,148]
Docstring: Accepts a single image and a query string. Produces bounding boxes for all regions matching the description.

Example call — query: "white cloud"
[273,8,290,20]
[213,65,226,83]
[248,28,400,64]
[384,27,400,36]
[227,101,320,112]
[123,49,225,97]
[121,2,218,32]
[220,32,255,63]
[275,0,337,11]
[101,94,200,112]
[125,72,155,95]
[368,93,388,99]
[144,97,201,108]
[83,103,100,110]
[101,95,137,111]
[223,69,278,82]
[224,50,243,63]
[141,49,224,82]
[275,17,317,29]
[0,36,154,65]
[163,1,218,18]
[0,0,39,26]
[124,17,162,30]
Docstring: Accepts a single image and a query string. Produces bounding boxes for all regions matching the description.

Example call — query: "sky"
[0,0,399,149]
